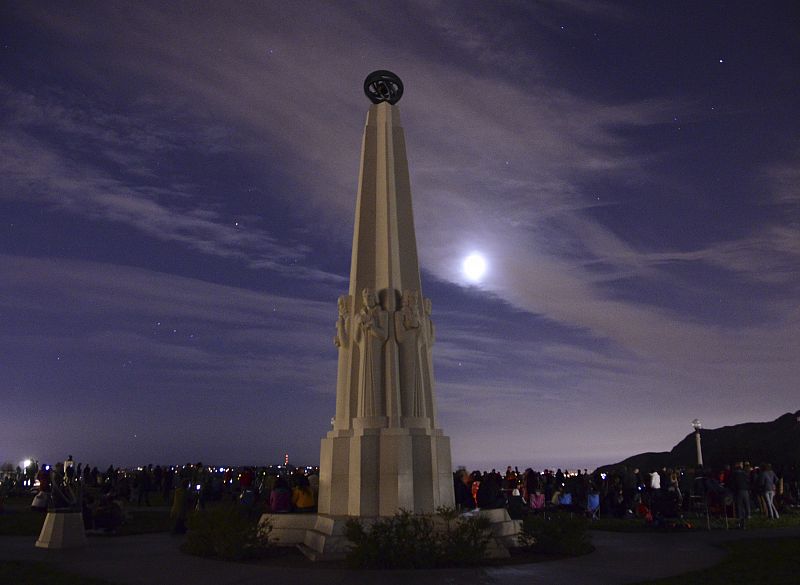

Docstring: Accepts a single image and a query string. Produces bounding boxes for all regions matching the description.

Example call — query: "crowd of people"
[3,457,797,532]
[453,462,799,528]
[1,457,322,533]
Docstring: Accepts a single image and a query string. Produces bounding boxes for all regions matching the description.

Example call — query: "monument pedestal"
[300,514,353,561]
[258,508,521,561]
[478,508,522,558]
[318,424,453,517]
[259,513,318,546]
[259,513,352,561]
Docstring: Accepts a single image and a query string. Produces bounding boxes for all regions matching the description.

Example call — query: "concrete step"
[297,542,346,562]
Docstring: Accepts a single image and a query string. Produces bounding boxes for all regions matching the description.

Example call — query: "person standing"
[136,466,151,506]
[64,455,75,482]
[730,462,751,528]
[759,463,780,519]
[454,469,475,511]
[170,480,189,534]
[649,469,661,491]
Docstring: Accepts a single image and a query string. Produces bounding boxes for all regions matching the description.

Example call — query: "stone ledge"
[35,511,87,549]
[260,513,318,546]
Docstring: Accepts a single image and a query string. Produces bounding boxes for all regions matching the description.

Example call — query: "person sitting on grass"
[95,493,125,533]
[507,487,527,519]
[269,476,292,513]
[291,475,316,512]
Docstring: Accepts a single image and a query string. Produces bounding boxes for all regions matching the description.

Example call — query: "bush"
[182,503,270,561]
[345,507,491,569]
[345,510,437,569]
[436,507,492,566]
[519,511,592,556]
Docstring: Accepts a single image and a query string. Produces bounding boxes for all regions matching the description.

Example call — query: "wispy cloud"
[0,254,339,406]
[3,2,798,467]
[0,85,345,282]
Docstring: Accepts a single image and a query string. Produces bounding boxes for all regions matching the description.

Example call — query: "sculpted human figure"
[394,290,425,418]
[423,297,435,346]
[354,288,388,417]
[421,297,436,422]
[334,295,350,349]
[332,295,352,424]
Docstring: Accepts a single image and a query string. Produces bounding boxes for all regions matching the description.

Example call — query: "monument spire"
[264,73,517,562]
[317,70,454,519]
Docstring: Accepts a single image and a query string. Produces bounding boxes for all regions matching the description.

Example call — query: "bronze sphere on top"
[364,70,403,105]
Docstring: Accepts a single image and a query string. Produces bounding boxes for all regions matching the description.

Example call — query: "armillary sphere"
[363,70,403,105]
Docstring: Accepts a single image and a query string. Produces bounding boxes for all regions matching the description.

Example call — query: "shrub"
[436,506,492,566]
[182,503,270,561]
[345,510,437,569]
[519,511,592,556]
[345,508,491,569]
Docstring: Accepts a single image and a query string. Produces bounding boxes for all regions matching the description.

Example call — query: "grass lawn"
[632,536,800,585]
[588,517,650,532]
[115,508,173,535]
[0,560,115,585]
[0,497,47,536]
[589,509,800,533]
[0,495,173,537]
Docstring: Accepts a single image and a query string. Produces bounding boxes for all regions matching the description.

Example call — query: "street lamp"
[691,419,703,467]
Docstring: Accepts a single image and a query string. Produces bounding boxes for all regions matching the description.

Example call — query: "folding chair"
[529,491,545,513]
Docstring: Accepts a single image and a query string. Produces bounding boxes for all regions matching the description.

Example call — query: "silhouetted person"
[454,469,475,511]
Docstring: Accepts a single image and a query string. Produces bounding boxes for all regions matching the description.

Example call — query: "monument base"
[35,511,87,549]
[258,509,521,562]
[300,514,353,561]
[317,424,454,517]
[259,513,318,547]
[477,508,522,558]
[258,513,352,561]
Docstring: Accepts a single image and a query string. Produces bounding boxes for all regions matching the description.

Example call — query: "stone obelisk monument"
[316,71,454,520]
[265,74,517,560]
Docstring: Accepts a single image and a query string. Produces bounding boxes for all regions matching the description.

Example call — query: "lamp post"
[691,419,703,467]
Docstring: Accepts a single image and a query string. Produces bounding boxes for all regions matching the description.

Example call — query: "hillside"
[600,410,800,472]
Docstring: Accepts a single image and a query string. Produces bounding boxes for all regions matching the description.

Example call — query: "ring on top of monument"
[364,70,403,105]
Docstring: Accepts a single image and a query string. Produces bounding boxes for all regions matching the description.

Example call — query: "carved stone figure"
[334,295,350,349]
[394,290,425,418]
[423,297,435,346]
[354,288,388,417]
[333,295,352,425]
[421,297,436,422]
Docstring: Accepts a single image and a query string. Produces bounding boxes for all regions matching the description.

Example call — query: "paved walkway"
[2,526,798,585]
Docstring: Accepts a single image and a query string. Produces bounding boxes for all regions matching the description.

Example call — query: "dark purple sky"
[2,1,798,471]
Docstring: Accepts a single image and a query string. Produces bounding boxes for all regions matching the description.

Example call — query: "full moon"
[462,253,488,283]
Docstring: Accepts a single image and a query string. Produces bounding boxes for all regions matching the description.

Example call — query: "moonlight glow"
[462,253,488,283]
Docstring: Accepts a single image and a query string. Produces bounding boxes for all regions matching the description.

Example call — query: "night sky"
[2,2,798,471]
